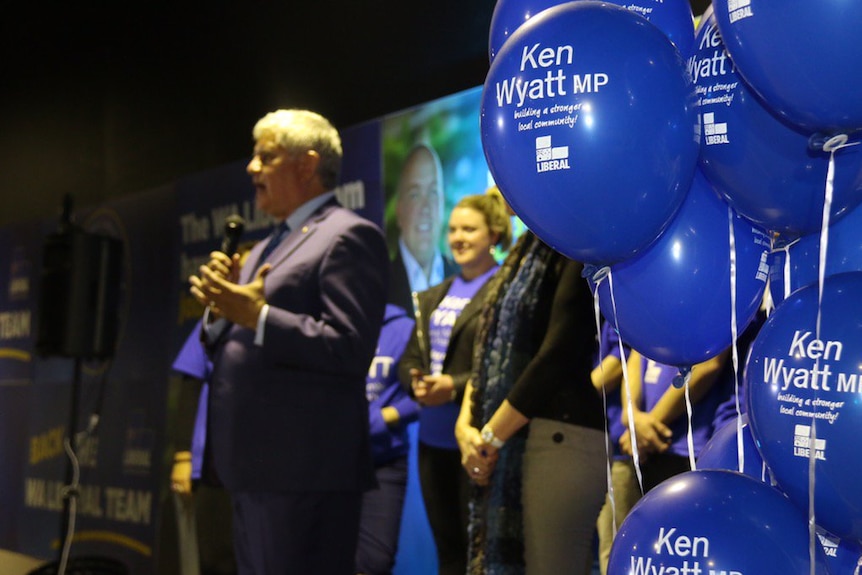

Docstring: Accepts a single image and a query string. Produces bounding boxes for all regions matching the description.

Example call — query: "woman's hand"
[457,422,498,486]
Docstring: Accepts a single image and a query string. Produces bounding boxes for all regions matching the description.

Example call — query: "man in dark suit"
[189,109,388,575]
[388,143,457,312]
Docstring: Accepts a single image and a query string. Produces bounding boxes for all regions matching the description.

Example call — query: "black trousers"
[356,456,408,575]
[641,452,692,493]
[418,442,471,575]
[231,489,361,575]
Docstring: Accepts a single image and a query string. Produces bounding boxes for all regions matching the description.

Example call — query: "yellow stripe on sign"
[51,530,152,556]
[0,348,31,362]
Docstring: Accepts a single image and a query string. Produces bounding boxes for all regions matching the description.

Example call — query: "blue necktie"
[256,221,289,269]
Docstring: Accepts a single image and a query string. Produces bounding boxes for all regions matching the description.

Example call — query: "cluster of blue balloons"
[481,0,862,571]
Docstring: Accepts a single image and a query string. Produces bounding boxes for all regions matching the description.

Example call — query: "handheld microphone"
[220,214,246,255]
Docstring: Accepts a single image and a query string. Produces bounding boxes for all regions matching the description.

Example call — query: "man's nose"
[417,193,434,211]
[247,156,261,174]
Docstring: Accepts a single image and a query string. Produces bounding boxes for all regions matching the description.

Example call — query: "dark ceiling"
[0,0,710,228]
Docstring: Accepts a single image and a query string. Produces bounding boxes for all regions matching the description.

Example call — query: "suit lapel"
[259,199,338,272]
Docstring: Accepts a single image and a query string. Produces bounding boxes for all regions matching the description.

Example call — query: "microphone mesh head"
[224,214,246,234]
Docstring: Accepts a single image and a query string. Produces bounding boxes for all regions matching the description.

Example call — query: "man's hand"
[189,256,271,329]
[171,451,193,499]
[414,373,456,406]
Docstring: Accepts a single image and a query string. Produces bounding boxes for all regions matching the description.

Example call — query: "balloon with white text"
[746,271,862,542]
[489,0,695,62]
[482,1,699,265]
[608,470,830,575]
[691,11,862,236]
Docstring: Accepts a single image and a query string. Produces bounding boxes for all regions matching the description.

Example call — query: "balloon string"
[727,207,745,474]
[817,147,837,337]
[607,270,644,495]
[684,375,696,471]
[807,137,855,575]
[783,242,792,305]
[808,418,818,575]
[771,234,798,316]
[591,282,617,536]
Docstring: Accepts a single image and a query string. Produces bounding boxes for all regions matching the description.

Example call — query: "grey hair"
[252,109,343,190]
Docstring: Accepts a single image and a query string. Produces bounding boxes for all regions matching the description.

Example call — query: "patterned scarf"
[467,232,557,575]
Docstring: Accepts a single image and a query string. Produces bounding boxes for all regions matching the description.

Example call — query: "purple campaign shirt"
[171,320,211,480]
[640,358,724,458]
[419,266,497,450]
[366,304,419,464]
[596,321,628,459]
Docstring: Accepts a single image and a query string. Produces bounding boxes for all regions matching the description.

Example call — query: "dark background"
[0,0,710,228]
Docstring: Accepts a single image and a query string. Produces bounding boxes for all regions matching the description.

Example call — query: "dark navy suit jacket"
[207,199,389,493]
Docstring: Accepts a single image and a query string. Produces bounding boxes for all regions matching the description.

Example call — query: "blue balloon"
[690,12,862,236]
[712,0,862,134]
[696,415,769,482]
[489,0,695,62]
[769,202,862,307]
[817,528,862,575]
[746,271,862,542]
[608,470,830,574]
[481,2,699,265]
[590,169,771,366]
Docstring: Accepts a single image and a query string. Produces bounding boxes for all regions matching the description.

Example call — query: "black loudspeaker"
[36,229,123,359]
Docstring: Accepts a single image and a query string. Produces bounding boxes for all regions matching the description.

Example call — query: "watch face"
[481,428,493,443]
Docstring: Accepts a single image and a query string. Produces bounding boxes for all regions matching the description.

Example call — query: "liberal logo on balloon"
[746,271,862,543]
[481,1,699,265]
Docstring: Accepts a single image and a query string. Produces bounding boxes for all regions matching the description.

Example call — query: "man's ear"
[297,150,321,183]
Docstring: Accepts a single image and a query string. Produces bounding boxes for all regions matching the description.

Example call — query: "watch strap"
[481,424,505,448]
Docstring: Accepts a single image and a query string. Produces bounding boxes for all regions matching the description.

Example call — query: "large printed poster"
[0,222,41,549]
[382,86,492,312]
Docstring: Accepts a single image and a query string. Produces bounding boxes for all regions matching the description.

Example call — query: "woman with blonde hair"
[399,188,511,575]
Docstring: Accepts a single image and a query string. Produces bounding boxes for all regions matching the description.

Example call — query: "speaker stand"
[58,357,83,564]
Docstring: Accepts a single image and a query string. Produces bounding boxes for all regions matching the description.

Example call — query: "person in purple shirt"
[398,190,512,575]
[357,303,419,575]
[171,320,236,575]
[620,348,730,492]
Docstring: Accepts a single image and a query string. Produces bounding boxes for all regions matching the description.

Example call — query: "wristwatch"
[480,424,505,449]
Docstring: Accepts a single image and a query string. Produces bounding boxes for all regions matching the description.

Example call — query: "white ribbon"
[808,134,858,575]
[591,281,618,535]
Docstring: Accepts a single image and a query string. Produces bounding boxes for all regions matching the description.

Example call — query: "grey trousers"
[522,418,607,575]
